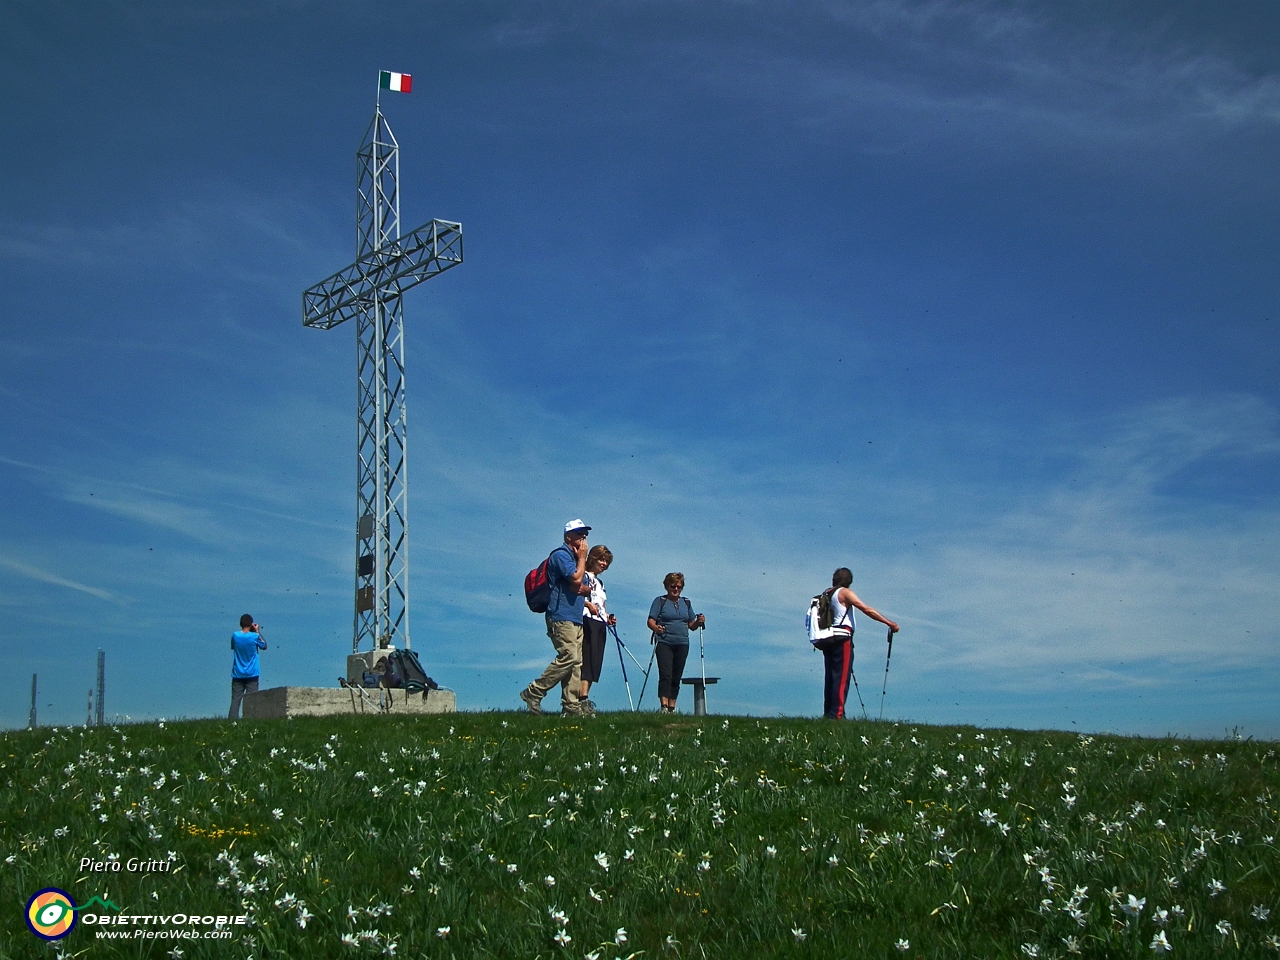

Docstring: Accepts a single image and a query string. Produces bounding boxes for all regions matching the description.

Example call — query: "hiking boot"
[519,688,542,715]
[578,699,597,716]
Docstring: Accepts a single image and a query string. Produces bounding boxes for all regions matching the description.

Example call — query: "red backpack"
[524,546,569,613]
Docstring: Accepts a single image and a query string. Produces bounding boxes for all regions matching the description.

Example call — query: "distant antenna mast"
[29,673,37,728]
[96,650,105,726]
[303,83,463,655]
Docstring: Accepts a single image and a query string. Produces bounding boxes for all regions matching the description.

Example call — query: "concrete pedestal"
[680,677,719,716]
[241,684,456,719]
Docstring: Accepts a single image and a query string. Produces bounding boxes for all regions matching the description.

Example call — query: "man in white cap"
[521,519,592,715]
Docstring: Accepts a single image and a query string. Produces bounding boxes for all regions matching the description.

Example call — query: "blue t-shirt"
[649,595,697,646]
[231,631,267,679]
[545,545,586,624]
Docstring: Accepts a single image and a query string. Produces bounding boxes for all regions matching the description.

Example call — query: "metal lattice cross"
[303,106,462,653]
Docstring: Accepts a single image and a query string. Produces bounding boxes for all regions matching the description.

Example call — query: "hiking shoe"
[578,699,597,716]
[519,688,542,715]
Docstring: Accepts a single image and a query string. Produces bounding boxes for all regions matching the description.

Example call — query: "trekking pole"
[611,623,651,673]
[698,620,708,711]
[878,626,895,721]
[609,623,636,711]
[849,643,868,720]
[636,634,659,710]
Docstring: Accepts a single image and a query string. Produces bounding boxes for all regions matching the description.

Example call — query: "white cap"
[564,519,592,535]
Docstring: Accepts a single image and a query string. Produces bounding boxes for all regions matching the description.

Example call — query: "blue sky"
[1,1,1277,736]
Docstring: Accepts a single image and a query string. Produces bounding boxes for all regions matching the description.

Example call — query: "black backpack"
[389,649,439,695]
[382,654,405,689]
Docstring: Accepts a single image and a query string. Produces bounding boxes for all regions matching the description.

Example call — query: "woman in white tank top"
[820,567,899,719]
[828,591,856,636]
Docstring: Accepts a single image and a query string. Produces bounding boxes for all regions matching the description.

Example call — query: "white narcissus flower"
[552,930,571,947]
[594,852,610,872]
[895,939,910,952]
[1120,895,1146,918]
[791,928,807,942]
[435,926,450,939]
[544,875,556,888]
[1150,931,1171,953]
[615,928,628,945]
[1216,920,1233,936]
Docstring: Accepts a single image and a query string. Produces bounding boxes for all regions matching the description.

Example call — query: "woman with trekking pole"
[647,572,704,714]
[823,567,898,720]
[579,545,615,713]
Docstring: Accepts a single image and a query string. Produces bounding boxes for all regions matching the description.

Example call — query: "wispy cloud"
[402,368,1280,722]
[0,193,338,289]
[655,0,1280,148]
[0,555,116,602]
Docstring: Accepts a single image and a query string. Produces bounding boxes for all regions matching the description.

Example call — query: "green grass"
[3,713,1278,959]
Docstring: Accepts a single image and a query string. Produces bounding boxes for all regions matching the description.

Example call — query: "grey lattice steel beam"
[302,219,463,330]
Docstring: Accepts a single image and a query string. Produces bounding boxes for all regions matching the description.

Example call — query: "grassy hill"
[3,713,1278,958]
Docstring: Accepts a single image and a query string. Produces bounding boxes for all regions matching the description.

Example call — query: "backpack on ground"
[524,546,570,613]
[381,654,405,689]
[390,648,439,695]
[806,588,853,649]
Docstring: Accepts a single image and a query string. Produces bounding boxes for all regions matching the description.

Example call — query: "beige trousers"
[528,618,583,712]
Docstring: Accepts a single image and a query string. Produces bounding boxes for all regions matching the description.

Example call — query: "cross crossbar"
[303,219,463,330]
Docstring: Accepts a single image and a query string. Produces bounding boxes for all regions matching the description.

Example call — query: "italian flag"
[379,71,412,93]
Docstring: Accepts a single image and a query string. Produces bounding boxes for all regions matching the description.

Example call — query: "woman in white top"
[579,545,616,713]
[823,567,899,719]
